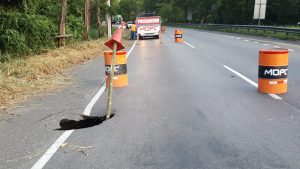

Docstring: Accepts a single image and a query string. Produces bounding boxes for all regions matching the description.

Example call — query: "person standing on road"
[130,23,137,40]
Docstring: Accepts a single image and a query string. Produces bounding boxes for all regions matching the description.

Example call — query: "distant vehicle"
[112,15,123,24]
[126,21,134,29]
[136,16,161,39]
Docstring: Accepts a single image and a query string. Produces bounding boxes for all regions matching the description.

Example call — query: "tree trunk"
[96,0,102,38]
[83,0,90,40]
[59,0,67,46]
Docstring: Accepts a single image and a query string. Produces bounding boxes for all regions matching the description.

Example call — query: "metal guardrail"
[167,23,300,35]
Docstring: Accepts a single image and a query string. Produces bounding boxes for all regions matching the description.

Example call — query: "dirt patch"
[0,34,133,110]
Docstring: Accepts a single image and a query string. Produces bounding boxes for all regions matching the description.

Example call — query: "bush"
[0,29,27,55]
[0,12,56,56]
[66,15,84,41]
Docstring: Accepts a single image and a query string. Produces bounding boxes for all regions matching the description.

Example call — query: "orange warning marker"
[175,29,183,43]
[104,50,128,88]
[258,49,289,94]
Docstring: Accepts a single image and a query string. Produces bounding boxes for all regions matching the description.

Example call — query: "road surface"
[1,27,300,169]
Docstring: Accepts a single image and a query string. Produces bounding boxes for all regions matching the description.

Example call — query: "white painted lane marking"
[244,40,249,42]
[127,40,137,58]
[263,44,270,46]
[236,37,241,40]
[185,29,300,48]
[31,131,73,169]
[254,42,259,44]
[288,49,295,52]
[82,84,106,116]
[274,46,281,48]
[31,40,138,169]
[223,65,282,100]
[167,34,196,48]
[184,41,196,48]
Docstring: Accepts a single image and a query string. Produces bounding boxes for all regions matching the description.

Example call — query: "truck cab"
[136,16,161,39]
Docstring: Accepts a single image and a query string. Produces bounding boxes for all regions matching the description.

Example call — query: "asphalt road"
[1,27,300,169]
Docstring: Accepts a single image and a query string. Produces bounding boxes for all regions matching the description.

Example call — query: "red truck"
[136,16,161,40]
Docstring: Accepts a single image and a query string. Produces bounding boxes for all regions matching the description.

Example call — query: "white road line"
[274,46,281,48]
[31,40,138,169]
[254,42,259,44]
[244,40,249,42]
[187,30,300,48]
[31,131,74,169]
[223,65,282,100]
[167,34,196,48]
[184,41,196,48]
[288,49,295,52]
[263,44,270,46]
[236,37,241,40]
[245,37,300,48]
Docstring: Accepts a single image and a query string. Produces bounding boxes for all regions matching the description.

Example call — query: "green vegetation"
[142,0,300,25]
[0,0,120,62]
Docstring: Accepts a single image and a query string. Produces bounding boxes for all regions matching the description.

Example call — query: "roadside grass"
[174,25,300,41]
[0,29,132,110]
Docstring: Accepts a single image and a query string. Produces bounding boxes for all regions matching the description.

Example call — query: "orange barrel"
[161,26,166,33]
[175,29,183,43]
[258,49,289,94]
[104,50,128,88]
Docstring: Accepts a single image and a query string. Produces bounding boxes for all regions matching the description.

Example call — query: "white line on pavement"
[167,34,196,48]
[223,65,282,100]
[288,49,295,52]
[190,30,300,48]
[274,46,281,48]
[31,40,138,169]
[254,42,259,44]
[263,44,270,46]
[244,40,249,42]
[184,41,196,48]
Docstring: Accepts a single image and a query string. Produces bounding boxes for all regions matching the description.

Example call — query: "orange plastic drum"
[258,49,289,94]
[104,50,128,88]
[175,29,183,43]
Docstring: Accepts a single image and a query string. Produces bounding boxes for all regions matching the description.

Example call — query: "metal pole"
[106,42,117,119]
[258,0,261,25]
[106,0,112,38]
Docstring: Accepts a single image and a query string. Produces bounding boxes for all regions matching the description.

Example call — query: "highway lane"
[1,28,300,169]
[39,29,300,168]
[165,27,300,108]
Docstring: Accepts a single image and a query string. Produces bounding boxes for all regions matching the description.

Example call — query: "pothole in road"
[57,113,115,130]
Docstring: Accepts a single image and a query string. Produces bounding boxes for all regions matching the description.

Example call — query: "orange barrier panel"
[104,50,128,88]
[258,49,289,94]
[175,29,183,43]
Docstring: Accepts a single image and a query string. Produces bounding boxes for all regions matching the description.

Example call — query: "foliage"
[0,0,111,61]
[138,0,300,25]
[119,0,143,21]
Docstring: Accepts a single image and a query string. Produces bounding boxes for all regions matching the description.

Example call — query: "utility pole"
[106,0,112,38]
[84,0,90,40]
[59,0,67,46]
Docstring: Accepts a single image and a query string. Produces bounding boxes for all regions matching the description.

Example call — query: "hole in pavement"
[56,114,115,130]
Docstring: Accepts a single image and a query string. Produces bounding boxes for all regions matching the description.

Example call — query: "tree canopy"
[137,0,300,25]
